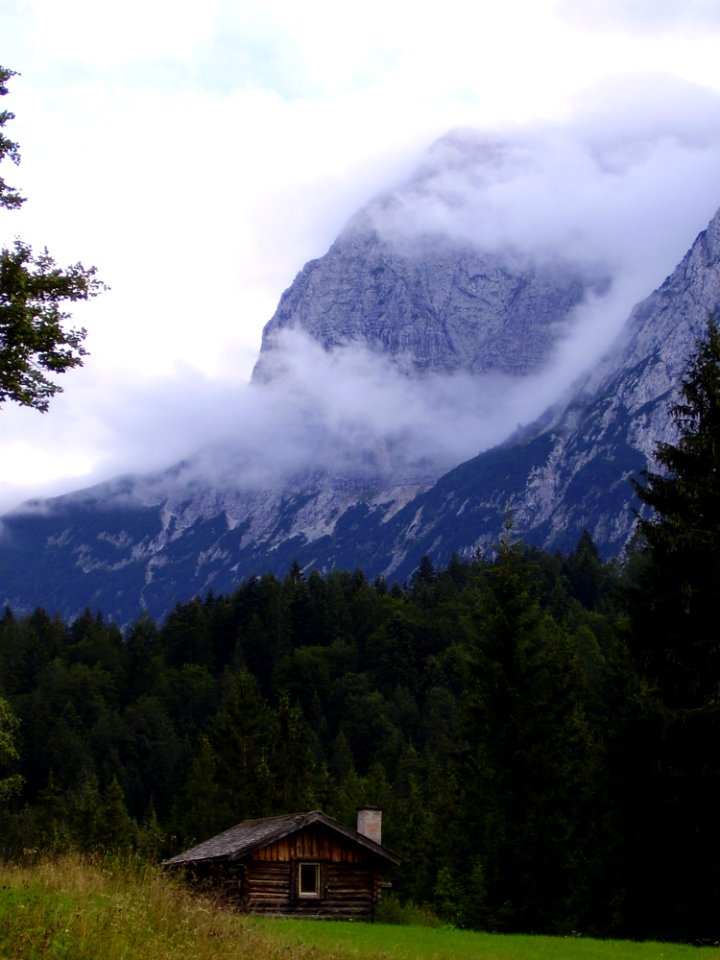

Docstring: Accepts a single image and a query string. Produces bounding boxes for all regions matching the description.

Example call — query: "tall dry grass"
[0,854,324,960]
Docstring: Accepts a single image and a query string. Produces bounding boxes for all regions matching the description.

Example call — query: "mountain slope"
[361,204,720,571]
[1,146,719,624]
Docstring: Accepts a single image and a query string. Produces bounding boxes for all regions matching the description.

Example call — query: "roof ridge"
[164,808,400,867]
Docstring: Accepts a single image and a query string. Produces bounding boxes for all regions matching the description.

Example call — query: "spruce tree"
[460,533,598,933]
[622,319,720,939]
[630,319,720,708]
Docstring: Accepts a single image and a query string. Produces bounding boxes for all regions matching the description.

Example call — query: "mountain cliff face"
[253,130,611,384]
[252,216,604,382]
[1,135,719,625]
[362,204,720,572]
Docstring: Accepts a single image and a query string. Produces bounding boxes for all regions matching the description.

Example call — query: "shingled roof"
[164,810,401,867]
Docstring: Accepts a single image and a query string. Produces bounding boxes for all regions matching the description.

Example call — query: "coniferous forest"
[2,326,720,945]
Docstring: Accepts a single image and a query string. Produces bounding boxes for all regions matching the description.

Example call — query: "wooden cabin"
[164,808,400,919]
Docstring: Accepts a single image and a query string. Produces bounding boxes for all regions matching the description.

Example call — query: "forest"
[1,324,720,945]
[0,529,715,943]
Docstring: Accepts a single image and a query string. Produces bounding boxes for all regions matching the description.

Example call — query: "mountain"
[252,216,604,384]
[254,131,609,382]
[1,131,718,625]
[363,202,720,573]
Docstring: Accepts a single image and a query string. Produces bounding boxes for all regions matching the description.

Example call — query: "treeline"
[0,530,716,942]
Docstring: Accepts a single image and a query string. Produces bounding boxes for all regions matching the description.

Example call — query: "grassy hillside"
[1,856,718,960]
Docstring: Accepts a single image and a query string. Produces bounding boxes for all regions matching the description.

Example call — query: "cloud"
[5,72,720,520]
[4,0,720,528]
[367,77,720,371]
[373,77,720,269]
[74,327,586,505]
[2,319,603,517]
[557,0,720,35]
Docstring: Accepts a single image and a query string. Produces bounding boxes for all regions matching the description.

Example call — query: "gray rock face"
[368,204,720,568]
[0,467,437,624]
[253,125,612,392]
[253,224,604,383]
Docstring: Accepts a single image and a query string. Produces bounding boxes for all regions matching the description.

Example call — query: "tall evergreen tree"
[459,531,599,933]
[629,320,720,707]
[622,319,720,939]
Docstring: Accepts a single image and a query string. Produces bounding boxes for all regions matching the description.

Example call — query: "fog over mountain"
[3,81,720,522]
[157,110,720,486]
[35,105,720,505]
[4,110,720,622]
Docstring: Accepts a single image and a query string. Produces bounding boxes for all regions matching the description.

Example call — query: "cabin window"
[298,862,321,898]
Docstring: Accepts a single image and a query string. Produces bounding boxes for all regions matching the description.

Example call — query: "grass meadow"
[1,855,718,960]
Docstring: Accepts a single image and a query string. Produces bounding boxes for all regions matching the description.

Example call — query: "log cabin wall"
[243,825,381,918]
[245,862,379,918]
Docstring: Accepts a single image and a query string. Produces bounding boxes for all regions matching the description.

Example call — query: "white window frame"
[297,861,321,898]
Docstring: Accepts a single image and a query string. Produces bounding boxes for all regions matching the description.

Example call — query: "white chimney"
[357,806,382,845]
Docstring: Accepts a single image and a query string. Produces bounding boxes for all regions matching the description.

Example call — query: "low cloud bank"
[82,329,559,503]
[4,315,613,515]
[7,78,720,515]
[373,80,720,299]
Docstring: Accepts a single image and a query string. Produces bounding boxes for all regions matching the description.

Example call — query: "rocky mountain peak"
[252,130,610,385]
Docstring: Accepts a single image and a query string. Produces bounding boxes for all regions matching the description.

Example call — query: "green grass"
[257,918,720,960]
[0,856,718,960]
[0,855,312,960]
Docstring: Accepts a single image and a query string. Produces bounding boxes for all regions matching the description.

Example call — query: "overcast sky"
[2,0,720,512]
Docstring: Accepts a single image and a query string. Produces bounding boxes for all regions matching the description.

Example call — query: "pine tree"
[208,669,278,821]
[460,533,599,932]
[95,776,138,852]
[171,737,227,846]
[621,319,720,939]
[629,321,720,707]
[562,531,606,611]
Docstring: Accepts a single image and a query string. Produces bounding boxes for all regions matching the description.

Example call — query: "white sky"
[2,0,720,511]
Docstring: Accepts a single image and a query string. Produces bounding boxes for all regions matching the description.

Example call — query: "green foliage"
[617,320,720,939]
[0,67,23,210]
[0,521,715,940]
[458,535,600,932]
[630,319,720,707]
[562,530,614,612]
[373,892,442,927]
[0,695,22,803]
[0,66,104,411]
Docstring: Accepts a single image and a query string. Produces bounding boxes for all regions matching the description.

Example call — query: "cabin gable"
[251,824,366,863]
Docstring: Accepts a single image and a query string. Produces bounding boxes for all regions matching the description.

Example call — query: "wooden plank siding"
[245,861,381,919]
[251,825,365,864]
